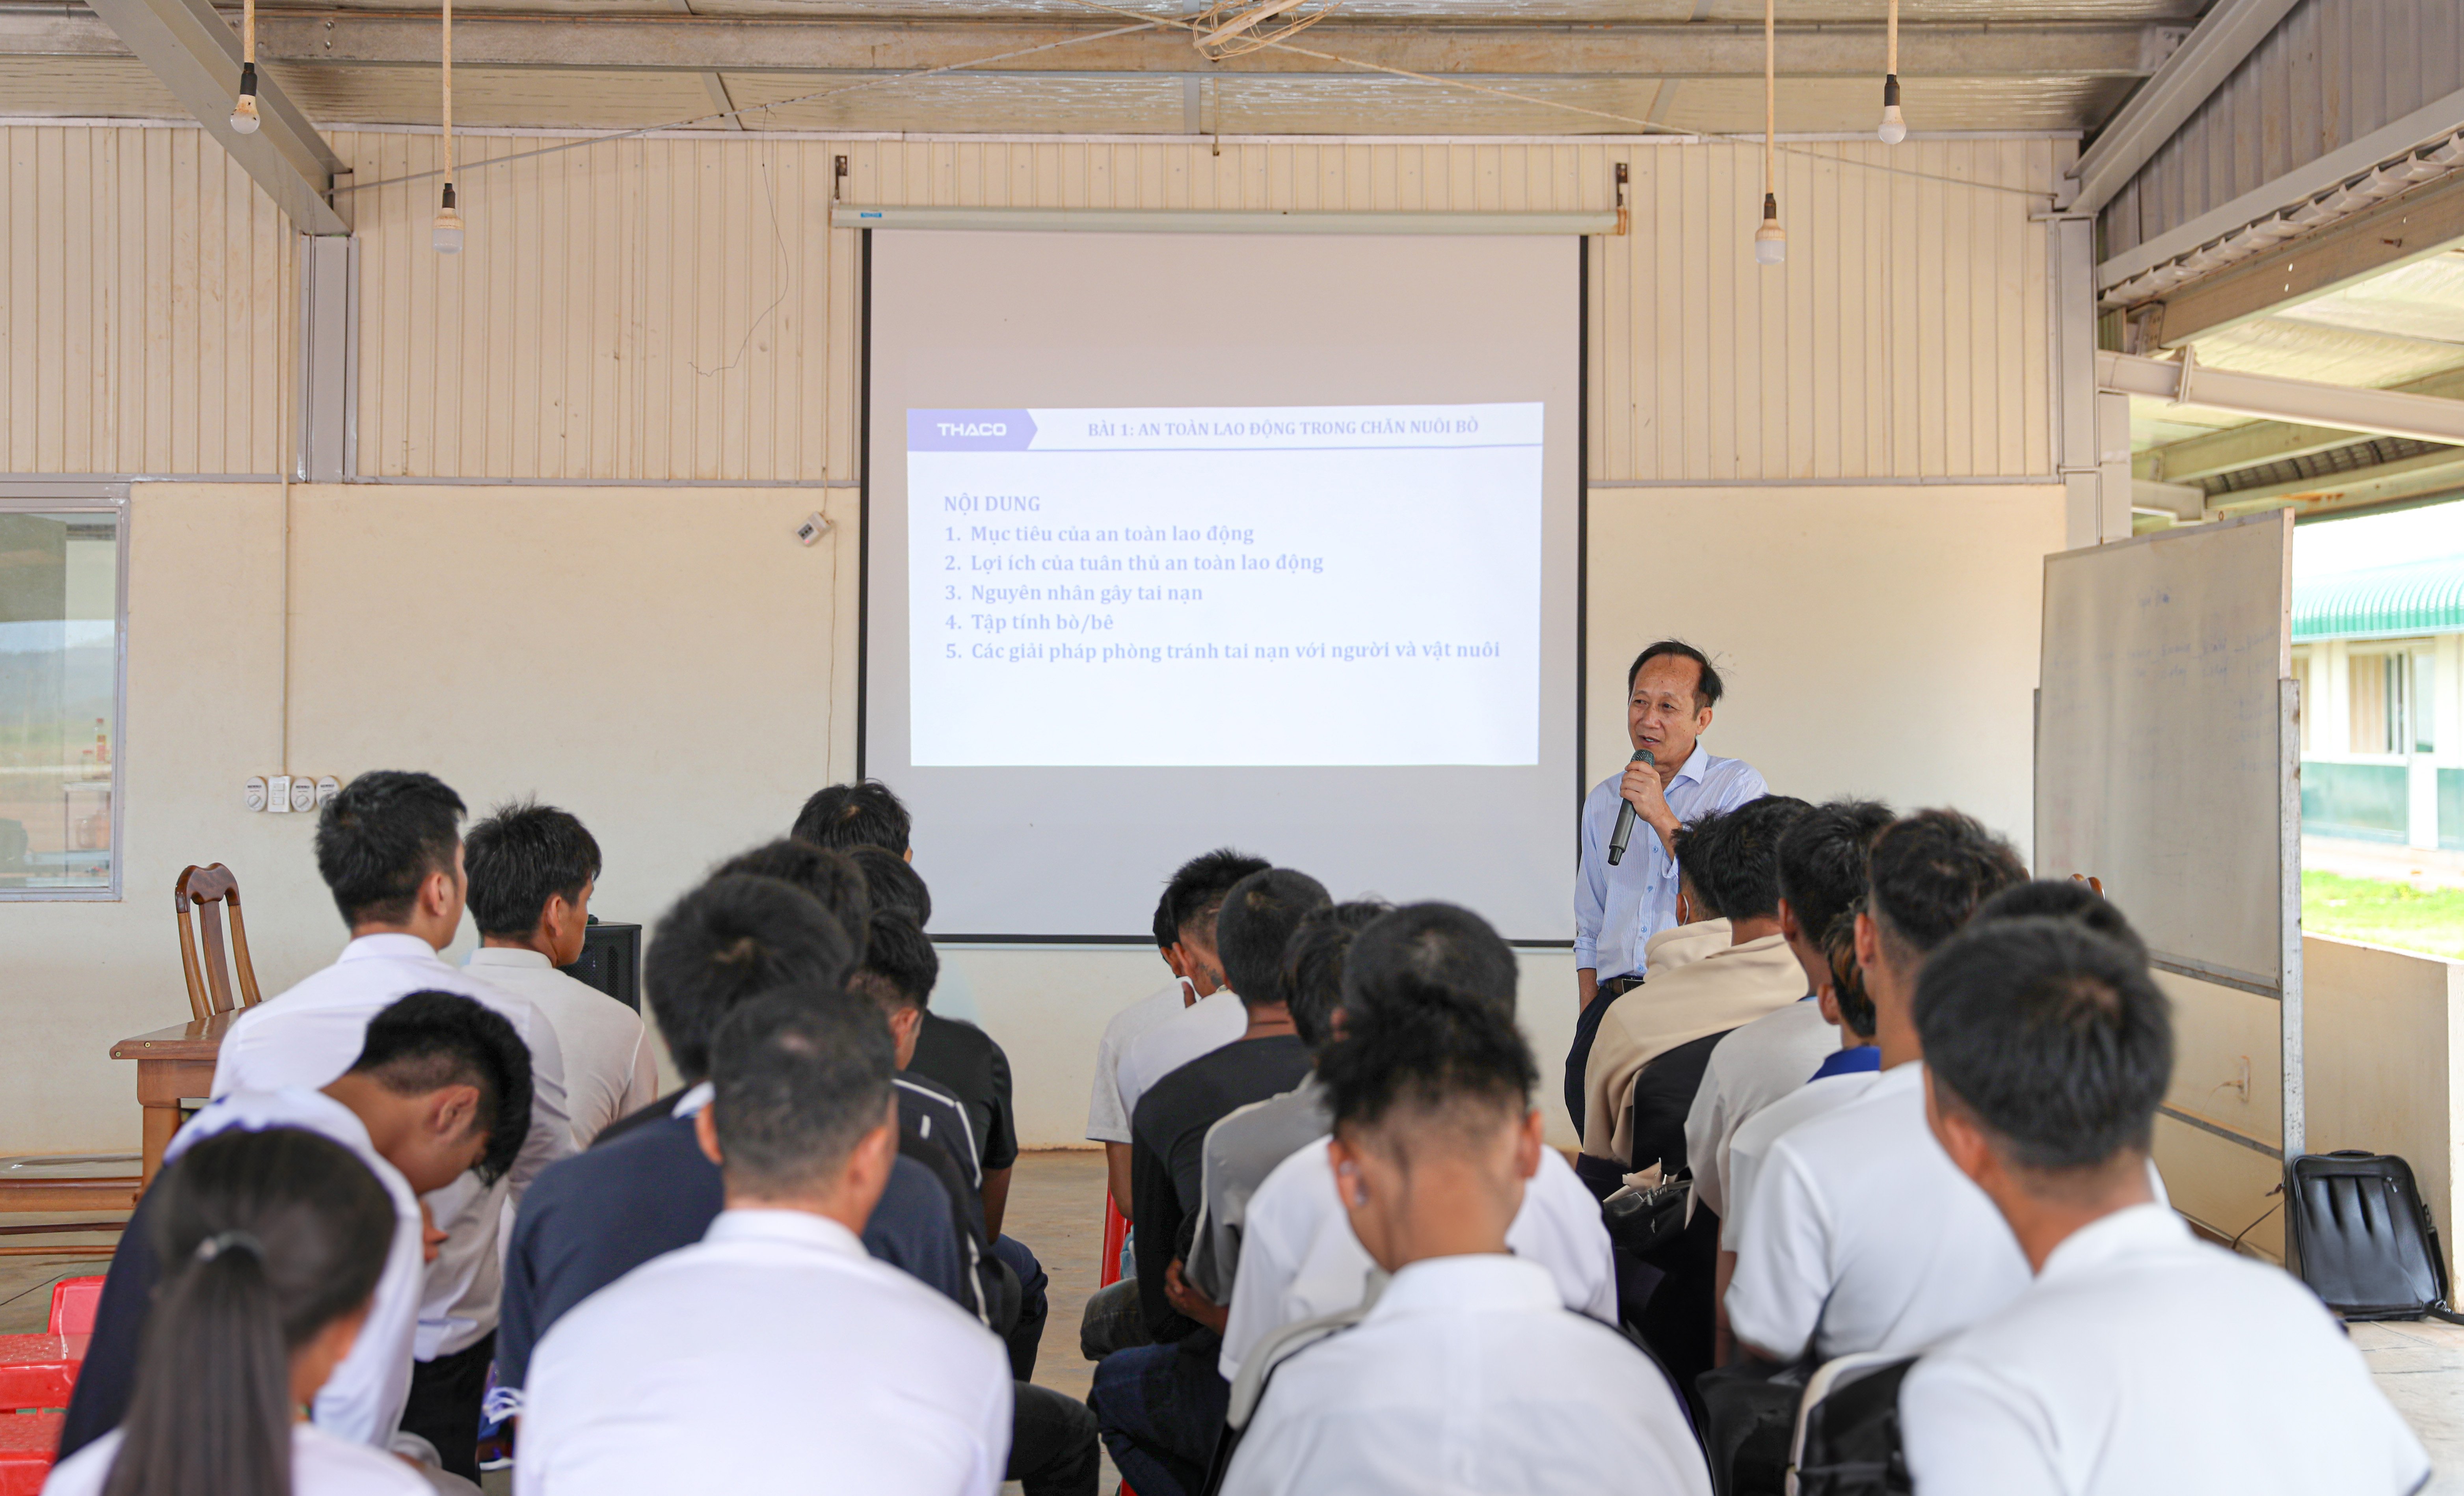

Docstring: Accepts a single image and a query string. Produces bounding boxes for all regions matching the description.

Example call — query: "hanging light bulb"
[1877,0,1904,143]
[1755,0,1784,265]
[231,61,261,134]
[229,0,260,134]
[432,0,462,253]
[433,183,465,254]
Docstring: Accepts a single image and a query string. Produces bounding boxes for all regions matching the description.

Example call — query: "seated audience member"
[462,800,657,1146]
[1218,981,1708,1496]
[44,1129,427,1496]
[491,875,964,1423]
[1566,893,1731,1135]
[517,992,1022,1496]
[209,770,574,1481]
[1684,798,1894,1225]
[1088,869,1329,1496]
[1581,795,1813,1173]
[791,778,913,854]
[1185,899,1390,1302]
[1112,850,1273,1143]
[63,992,527,1467]
[1713,908,1881,1364]
[852,843,930,923]
[1900,918,2430,1496]
[1221,904,1615,1386]
[1725,809,2027,1365]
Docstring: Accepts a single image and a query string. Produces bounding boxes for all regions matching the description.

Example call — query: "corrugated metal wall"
[0,124,290,475]
[2101,0,2464,262]
[4,125,2067,482]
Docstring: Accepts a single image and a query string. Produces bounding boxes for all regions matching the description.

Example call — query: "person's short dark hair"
[709,986,896,1197]
[313,771,465,928]
[1341,902,1519,1022]
[1866,809,2029,964]
[644,875,856,1082]
[850,845,931,927]
[1626,639,1725,710]
[1973,879,2147,958]
[857,910,939,1012]
[1674,795,1811,923]
[1164,848,1271,948]
[1319,979,1537,1149]
[1216,868,1332,1007]
[791,781,912,855]
[1151,891,1179,951]
[463,798,601,940]
[1916,917,2173,1174]
[1776,798,1896,949]
[1284,900,1392,1051]
[715,840,873,967]
[349,991,535,1185]
[1824,907,1876,1039]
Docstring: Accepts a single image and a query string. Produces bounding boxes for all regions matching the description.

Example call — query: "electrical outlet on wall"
[267,774,295,813]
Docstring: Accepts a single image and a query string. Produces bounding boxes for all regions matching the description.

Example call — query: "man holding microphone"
[1569,640,1767,1133]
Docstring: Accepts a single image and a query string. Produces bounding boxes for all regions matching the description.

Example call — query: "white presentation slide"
[906,402,1543,768]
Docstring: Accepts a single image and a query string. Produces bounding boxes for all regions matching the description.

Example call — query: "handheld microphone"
[1606,748,1655,866]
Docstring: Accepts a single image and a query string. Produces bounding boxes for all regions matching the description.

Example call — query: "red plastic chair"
[1098,1193,1130,1289]
[0,1276,103,1410]
[0,1412,63,1496]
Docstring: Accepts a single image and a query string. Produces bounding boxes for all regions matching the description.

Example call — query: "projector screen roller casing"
[864,230,1581,941]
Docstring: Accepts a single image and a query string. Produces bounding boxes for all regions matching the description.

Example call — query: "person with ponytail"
[45,1128,430,1496]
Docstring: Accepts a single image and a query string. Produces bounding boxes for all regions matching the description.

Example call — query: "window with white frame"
[0,502,124,896]
[2349,642,2436,757]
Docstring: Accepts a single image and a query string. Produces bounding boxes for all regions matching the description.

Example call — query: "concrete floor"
[20,1152,2464,1494]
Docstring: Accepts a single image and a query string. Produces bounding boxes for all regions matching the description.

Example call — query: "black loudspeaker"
[559,920,643,1012]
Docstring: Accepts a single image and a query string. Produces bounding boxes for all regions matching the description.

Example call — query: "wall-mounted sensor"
[795,512,830,546]
[244,776,269,812]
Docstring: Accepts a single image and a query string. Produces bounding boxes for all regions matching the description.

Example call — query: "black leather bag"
[1788,1354,1916,1496]
[2286,1151,2464,1323]
[1603,1170,1694,1257]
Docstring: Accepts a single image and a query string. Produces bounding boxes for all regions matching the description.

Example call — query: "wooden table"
[110,1010,236,1187]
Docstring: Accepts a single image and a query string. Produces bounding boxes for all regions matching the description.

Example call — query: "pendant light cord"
[1764,0,1775,198]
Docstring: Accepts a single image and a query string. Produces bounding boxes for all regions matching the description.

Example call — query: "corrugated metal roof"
[2295,556,2464,640]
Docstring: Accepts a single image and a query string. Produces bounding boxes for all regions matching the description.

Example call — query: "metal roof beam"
[2070,0,2300,216]
[2139,366,2464,484]
[81,0,348,233]
[0,9,2177,78]
[2100,351,2464,450]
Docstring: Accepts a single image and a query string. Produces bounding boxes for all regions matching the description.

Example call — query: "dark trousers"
[1088,1340,1230,1496]
[402,1330,494,1482]
[994,1233,1050,1382]
[1012,1381,1103,1496]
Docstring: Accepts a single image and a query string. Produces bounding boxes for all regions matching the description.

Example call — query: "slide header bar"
[909,404,1543,453]
[836,206,1620,235]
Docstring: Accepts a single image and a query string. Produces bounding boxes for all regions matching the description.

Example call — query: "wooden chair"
[175,864,262,1023]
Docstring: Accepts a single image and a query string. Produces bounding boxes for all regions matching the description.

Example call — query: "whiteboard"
[2035,510,2293,990]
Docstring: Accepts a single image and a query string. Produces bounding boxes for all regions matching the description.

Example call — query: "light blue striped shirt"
[1573,742,1768,981]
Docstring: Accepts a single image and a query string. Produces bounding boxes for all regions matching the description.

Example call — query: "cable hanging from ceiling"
[1754,0,1783,265]
[229,0,259,133]
[433,0,462,252]
[1878,0,1905,145]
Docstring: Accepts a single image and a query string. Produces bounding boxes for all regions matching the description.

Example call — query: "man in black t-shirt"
[1093,867,1330,1496]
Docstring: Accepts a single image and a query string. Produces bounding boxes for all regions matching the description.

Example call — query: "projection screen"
[863,229,1580,940]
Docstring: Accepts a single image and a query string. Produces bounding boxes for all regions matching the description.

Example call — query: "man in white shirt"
[1684,798,1895,1228]
[210,770,575,1481]
[1092,853,1266,1216]
[1219,949,1705,1496]
[1726,809,2028,1366]
[519,988,1012,1496]
[1220,903,1615,1385]
[462,799,658,1146]
[1900,917,2430,1495]
[61,991,522,1476]
[1113,851,1265,1144]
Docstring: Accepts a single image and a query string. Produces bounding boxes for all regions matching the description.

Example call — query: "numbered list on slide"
[906,402,1543,768]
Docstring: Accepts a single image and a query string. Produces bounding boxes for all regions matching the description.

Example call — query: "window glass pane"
[2353,653,2390,754]
[2417,651,2438,754]
[0,512,119,892]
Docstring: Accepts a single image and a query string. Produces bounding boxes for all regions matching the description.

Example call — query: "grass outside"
[2304,871,2464,961]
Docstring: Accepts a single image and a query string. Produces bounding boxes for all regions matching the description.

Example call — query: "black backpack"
[1787,1353,1915,1496]
[2286,1151,2464,1324]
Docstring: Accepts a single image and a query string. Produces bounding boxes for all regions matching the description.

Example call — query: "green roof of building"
[2295,556,2464,642]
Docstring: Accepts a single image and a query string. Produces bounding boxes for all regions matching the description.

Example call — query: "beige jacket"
[1582,930,1808,1164]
